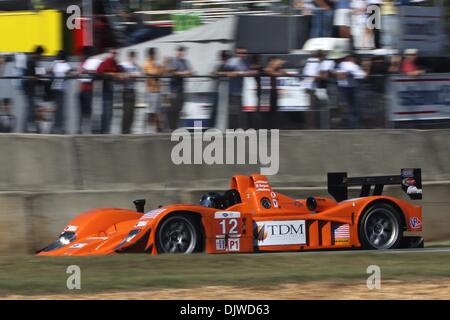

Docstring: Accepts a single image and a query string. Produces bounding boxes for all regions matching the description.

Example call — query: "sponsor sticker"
[255,220,306,246]
[214,211,241,219]
[143,208,165,219]
[402,177,416,187]
[70,243,87,249]
[402,169,414,178]
[407,185,422,195]
[409,216,422,229]
[255,180,271,191]
[64,225,78,232]
[135,221,148,228]
[215,238,241,252]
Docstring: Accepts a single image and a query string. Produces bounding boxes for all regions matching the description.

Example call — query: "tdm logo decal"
[254,220,306,246]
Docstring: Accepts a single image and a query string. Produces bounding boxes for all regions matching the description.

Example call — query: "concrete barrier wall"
[1,130,450,192]
[1,130,450,254]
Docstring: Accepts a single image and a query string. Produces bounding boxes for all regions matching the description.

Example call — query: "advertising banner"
[388,74,450,122]
[242,73,310,112]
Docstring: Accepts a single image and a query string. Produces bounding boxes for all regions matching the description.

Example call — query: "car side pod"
[327,168,422,202]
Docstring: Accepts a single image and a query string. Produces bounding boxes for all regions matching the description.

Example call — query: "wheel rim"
[364,208,399,249]
[158,217,197,254]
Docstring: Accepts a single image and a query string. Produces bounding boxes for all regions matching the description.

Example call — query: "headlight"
[114,229,141,251]
[125,229,140,242]
[40,231,76,252]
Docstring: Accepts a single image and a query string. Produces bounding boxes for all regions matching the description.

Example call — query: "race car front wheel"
[156,214,202,254]
[359,203,402,250]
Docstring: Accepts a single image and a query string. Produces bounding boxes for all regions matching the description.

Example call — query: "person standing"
[334,0,352,39]
[335,53,367,128]
[401,49,425,76]
[302,50,324,129]
[167,46,193,131]
[381,0,399,49]
[143,48,165,132]
[119,50,141,134]
[264,57,287,129]
[0,98,16,133]
[51,50,72,134]
[23,45,45,133]
[310,0,334,38]
[97,48,122,134]
[368,0,382,48]
[78,46,100,134]
[211,50,233,129]
[225,47,253,129]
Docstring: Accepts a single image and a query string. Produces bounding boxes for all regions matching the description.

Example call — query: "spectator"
[50,50,72,134]
[310,0,334,38]
[98,48,122,134]
[167,46,193,131]
[78,46,100,134]
[0,98,15,133]
[381,0,399,49]
[249,54,263,129]
[211,50,233,128]
[362,55,388,127]
[143,48,165,132]
[334,0,352,39]
[352,0,373,49]
[388,54,402,73]
[303,50,325,128]
[264,56,287,129]
[401,49,425,76]
[23,45,45,133]
[14,52,27,91]
[226,47,253,129]
[120,50,142,134]
[368,0,382,48]
[335,53,367,128]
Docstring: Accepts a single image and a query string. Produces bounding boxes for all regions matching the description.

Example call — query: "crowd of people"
[294,0,411,50]
[0,41,426,134]
[8,45,195,134]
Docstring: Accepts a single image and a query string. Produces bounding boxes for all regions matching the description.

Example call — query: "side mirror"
[306,197,317,211]
[133,199,146,213]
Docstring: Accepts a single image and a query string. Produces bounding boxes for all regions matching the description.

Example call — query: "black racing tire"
[156,214,203,254]
[358,203,403,250]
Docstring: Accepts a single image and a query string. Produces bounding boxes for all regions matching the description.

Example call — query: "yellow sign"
[0,10,62,56]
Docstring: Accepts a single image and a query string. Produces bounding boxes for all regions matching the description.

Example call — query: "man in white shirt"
[302,51,326,128]
[335,54,367,128]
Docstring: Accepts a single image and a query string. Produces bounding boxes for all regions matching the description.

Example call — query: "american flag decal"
[333,224,350,242]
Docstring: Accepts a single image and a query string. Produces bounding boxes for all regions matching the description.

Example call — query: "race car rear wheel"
[359,203,402,250]
[156,214,202,254]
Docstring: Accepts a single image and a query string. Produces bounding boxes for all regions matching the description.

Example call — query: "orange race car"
[37,168,424,256]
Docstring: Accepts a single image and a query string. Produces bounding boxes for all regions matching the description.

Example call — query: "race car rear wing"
[327,168,422,202]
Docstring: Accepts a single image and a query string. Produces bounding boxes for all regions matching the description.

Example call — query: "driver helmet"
[199,192,224,209]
